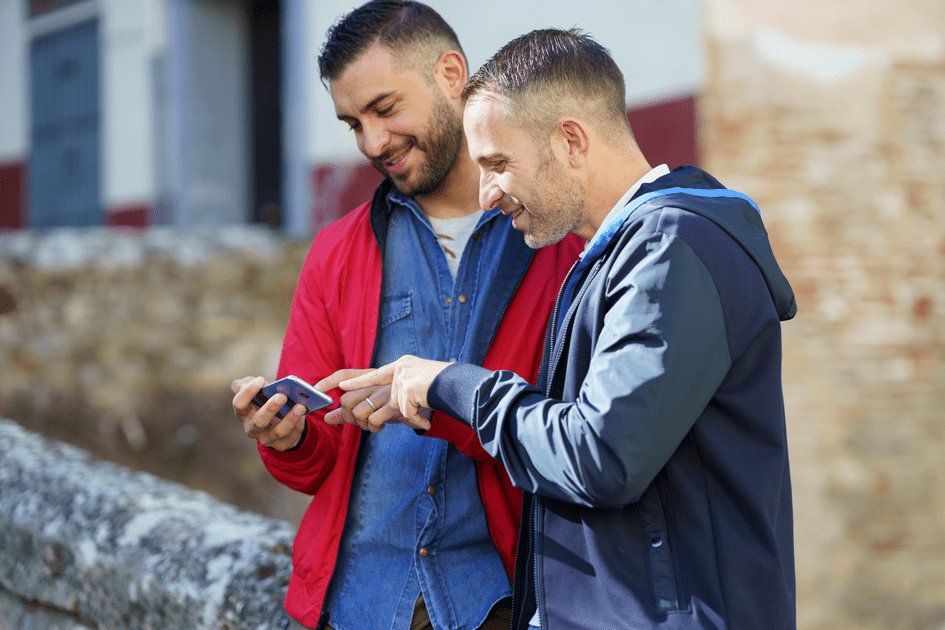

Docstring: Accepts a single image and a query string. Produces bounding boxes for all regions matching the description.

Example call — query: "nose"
[479,171,504,212]
[360,120,391,159]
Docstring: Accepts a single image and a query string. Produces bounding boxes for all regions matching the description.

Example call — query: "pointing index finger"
[316,368,373,393]
[340,364,395,391]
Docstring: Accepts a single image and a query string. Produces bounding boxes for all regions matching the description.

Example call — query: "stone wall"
[0,227,314,526]
[0,419,294,630]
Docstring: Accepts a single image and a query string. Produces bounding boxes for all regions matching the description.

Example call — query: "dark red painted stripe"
[0,159,26,230]
[626,93,698,171]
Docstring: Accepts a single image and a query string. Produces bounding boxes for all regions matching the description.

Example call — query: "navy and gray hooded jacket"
[429,166,797,629]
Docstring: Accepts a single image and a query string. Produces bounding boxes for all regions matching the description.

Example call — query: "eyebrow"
[336,91,397,122]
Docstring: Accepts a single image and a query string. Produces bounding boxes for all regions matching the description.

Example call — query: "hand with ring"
[338,356,450,429]
[316,369,406,432]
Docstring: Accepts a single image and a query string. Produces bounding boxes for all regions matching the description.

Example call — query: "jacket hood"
[633,166,797,321]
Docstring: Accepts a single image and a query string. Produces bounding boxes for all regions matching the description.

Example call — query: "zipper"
[523,259,578,630]
[548,259,579,353]
[542,259,579,390]
[545,259,603,396]
[533,257,608,629]
[532,492,543,629]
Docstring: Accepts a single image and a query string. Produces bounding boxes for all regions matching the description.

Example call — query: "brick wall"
[701,3,945,626]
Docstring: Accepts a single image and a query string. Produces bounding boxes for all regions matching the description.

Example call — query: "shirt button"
[650,537,663,548]
[448,358,457,363]
[419,547,430,557]
[445,297,451,306]
[472,231,479,240]
[427,485,437,495]
[458,294,468,304]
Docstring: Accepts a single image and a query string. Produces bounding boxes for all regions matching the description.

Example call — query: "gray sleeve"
[429,233,732,508]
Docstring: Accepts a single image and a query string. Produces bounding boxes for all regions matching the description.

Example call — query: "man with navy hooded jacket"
[332,28,798,630]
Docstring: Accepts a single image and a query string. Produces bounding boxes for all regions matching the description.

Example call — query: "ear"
[556,118,590,168]
[434,50,468,100]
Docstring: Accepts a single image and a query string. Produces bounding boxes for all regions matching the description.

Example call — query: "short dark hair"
[318,0,464,84]
[463,28,631,141]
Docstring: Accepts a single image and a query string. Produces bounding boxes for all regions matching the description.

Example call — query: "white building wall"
[167,0,249,227]
[3,0,701,229]
[303,0,703,164]
[306,0,351,166]
[0,0,28,162]
[100,0,161,211]
[282,0,315,235]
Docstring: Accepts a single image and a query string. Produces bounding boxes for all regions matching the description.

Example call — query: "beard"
[522,149,586,249]
[373,90,464,197]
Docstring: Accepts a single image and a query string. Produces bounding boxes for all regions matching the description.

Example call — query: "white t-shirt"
[427,210,485,280]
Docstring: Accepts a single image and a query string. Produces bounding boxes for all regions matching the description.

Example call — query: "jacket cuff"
[416,409,454,437]
[428,362,495,428]
[258,417,316,465]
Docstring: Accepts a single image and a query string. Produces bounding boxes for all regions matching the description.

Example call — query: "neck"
[583,144,652,236]
[413,139,481,220]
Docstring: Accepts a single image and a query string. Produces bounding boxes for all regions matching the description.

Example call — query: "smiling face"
[330,43,464,198]
[464,94,587,248]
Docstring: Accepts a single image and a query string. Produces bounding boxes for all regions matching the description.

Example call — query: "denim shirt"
[323,190,511,630]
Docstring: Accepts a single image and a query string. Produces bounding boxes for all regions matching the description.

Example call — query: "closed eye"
[477,153,509,174]
[339,115,361,132]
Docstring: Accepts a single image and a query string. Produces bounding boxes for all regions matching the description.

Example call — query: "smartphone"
[252,375,334,419]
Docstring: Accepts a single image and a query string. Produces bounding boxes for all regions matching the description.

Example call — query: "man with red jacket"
[230,2,581,630]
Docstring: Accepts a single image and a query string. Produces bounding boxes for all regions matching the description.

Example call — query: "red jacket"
[259,191,582,628]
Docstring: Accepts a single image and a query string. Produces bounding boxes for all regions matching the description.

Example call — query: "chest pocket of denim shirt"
[377,292,419,361]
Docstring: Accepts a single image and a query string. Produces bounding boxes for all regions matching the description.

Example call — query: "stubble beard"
[522,149,586,249]
[376,91,464,198]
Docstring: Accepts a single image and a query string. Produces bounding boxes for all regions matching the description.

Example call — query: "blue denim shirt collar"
[386,187,500,230]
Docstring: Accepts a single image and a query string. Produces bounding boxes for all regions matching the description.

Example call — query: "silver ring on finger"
[365,397,378,412]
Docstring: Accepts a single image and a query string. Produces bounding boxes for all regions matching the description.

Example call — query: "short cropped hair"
[463,28,632,143]
[318,0,465,85]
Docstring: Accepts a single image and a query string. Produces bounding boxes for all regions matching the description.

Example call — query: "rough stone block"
[0,419,295,630]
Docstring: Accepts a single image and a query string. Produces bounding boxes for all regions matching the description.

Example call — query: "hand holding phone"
[252,375,333,420]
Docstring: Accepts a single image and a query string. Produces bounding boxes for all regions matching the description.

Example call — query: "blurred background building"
[0,0,701,232]
[1,1,944,629]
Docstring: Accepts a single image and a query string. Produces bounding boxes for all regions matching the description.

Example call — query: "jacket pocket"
[638,483,683,613]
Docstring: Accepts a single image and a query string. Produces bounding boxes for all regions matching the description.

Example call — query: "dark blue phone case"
[252,376,333,419]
